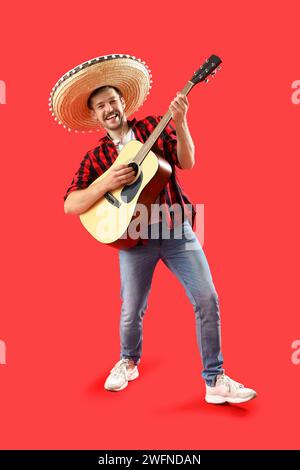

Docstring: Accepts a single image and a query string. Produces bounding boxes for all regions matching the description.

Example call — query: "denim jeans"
[118,220,224,386]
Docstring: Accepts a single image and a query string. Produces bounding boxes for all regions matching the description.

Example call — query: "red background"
[0,0,299,450]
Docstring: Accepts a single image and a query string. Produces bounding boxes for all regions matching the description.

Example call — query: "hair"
[87,85,123,110]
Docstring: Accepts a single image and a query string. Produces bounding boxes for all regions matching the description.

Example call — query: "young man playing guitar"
[52,54,256,404]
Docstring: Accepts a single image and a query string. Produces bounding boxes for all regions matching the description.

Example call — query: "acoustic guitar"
[79,54,222,249]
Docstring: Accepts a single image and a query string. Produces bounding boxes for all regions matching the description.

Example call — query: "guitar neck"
[134,80,194,165]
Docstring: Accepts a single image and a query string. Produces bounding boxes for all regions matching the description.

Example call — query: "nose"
[104,102,114,113]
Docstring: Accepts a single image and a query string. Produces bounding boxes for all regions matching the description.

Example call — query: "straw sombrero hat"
[49,53,152,133]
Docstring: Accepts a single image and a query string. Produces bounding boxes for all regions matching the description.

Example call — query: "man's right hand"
[101,164,136,192]
[64,164,136,215]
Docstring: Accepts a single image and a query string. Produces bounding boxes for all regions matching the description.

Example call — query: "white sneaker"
[104,358,139,392]
[205,374,257,404]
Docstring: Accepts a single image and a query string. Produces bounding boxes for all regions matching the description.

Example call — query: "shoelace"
[110,359,132,378]
[217,374,244,392]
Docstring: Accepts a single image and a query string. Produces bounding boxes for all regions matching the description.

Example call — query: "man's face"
[90,88,126,131]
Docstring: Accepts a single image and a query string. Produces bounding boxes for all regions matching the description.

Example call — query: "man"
[52,54,256,404]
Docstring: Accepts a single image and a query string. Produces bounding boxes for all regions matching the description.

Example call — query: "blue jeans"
[118,220,224,386]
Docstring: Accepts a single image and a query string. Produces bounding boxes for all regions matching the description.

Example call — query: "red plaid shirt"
[64,114,196,230]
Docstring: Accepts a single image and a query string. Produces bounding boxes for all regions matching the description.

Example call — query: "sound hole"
[127,162,139,176]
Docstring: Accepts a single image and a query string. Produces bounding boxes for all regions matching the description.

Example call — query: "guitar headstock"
[190,54,222,84]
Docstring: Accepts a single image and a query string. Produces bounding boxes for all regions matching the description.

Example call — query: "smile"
[106,114,118,121]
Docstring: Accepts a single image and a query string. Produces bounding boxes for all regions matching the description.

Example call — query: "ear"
[120,96,126,108]
[90,109,98,122]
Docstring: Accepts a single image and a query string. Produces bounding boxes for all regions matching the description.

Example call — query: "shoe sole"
[104,369,139,392]
[205,393,257,404]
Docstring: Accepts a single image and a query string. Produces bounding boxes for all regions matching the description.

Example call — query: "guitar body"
[79,140,172,249]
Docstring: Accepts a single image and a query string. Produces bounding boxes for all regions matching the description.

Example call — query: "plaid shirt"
[64,114,196,231]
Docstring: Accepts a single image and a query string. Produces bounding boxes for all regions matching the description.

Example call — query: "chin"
[109,121,122,128]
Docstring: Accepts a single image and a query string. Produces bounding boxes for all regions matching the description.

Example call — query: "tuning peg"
[217,66,222,71]
[204,78,210,83]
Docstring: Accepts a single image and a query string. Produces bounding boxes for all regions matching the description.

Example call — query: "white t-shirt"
[113,127,135,153]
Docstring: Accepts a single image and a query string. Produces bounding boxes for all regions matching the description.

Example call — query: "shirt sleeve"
[153,114,182,169]
[63,152,100,201]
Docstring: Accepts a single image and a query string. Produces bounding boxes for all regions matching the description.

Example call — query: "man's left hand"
[169,92,189,126]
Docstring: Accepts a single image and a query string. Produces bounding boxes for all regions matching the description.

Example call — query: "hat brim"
[49,54,152,132]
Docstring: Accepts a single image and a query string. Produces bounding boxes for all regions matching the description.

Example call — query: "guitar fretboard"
[133,80,194,165]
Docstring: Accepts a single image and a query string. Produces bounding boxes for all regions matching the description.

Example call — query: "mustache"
[105,112,119,120]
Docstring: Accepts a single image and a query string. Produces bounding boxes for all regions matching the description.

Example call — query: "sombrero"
[49,53,152,133]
